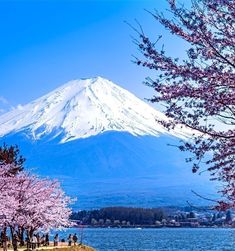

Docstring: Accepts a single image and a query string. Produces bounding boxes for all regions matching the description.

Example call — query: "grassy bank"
[39,245,95,251]
[8,244,96,251]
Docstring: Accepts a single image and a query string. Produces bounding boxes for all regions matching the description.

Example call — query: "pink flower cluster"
[0,164,73,238]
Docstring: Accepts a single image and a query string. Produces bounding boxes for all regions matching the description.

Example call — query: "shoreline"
[7,243,95,251]
[73,225,235,229]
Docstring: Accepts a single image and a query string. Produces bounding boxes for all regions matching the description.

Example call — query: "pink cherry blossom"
[135,0,235,209]
[0,164,73,242]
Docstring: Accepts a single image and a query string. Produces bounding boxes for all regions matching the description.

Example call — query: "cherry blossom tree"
[135,0,235,209]
[0,164,73,248]
[0,165,19,246]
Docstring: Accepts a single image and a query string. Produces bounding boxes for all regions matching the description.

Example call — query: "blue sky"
[0,0,186,108]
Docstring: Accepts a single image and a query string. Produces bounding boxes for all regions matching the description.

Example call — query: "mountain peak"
[0,77,190,143]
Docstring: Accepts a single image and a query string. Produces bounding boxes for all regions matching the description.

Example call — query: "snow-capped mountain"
[0,77,190,143]
[0,77,214,209]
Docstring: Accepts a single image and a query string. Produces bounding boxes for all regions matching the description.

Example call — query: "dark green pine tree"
[225,210,232,223]
[0,143,25,174]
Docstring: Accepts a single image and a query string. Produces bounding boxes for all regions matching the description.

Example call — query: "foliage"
[0,143,25,174]
[135,0,235,209]
[71,207,165,225]
[0,163,73,245]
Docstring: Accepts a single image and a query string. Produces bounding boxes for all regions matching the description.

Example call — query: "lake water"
[55,227,235,251]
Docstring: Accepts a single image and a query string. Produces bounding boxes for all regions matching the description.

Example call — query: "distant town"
[71,207,235,228]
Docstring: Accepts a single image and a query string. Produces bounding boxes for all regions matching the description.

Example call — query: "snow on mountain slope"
[0,77,191,143]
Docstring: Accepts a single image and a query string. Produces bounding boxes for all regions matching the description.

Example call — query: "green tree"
[0,143,25,174]
[226,210,232,223]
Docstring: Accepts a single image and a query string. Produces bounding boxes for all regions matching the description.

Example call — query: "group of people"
[0,232,79,250]
[0,233,50,251]
[53,233,78,246]
[0,232,21,251]
[27,233,50,250]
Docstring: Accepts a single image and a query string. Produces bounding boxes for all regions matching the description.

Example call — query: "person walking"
[32,235,37,250]
[67,234,72,246]
[25,236,31,251]
[72,234,78,246]
[45,234,49,246]
[41,234,45,246]
[1,232,8,251]
[53,234,59,247]
[36,234,40,248]
[12,234,18,251]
